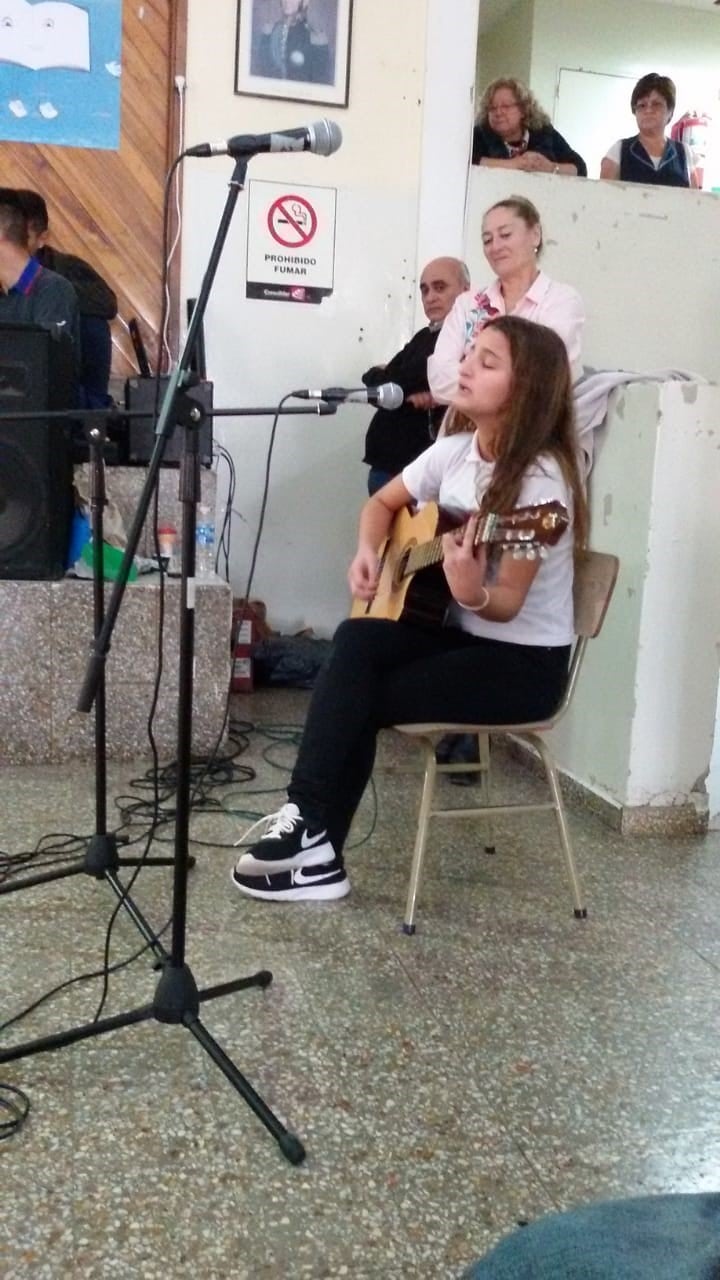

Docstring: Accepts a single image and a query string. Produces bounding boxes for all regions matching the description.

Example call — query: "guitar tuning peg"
[526,548,537,561]
[512,547,524,560]
[539,545,548,560]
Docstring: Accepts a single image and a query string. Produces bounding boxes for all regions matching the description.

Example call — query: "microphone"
[185,119,342,160]
[290,384,404,410]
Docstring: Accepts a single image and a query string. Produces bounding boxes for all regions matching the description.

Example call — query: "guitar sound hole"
[392,544,413,591]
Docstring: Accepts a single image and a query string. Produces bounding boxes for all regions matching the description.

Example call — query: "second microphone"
[291,384,404,410]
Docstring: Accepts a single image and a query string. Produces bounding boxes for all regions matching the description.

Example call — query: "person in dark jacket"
[15,189,117,406]
[0,194,81,363]
[362,256,470,495]
[472,77,586,177]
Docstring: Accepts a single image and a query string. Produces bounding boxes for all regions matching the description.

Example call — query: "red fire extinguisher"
[671,110,711,185]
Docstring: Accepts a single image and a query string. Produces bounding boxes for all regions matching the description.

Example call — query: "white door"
[553,67,634,180]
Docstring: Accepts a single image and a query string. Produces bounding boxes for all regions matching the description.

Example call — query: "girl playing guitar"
[232,316,587,903]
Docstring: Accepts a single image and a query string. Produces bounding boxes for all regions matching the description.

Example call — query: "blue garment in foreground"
[464,1193,720,1279]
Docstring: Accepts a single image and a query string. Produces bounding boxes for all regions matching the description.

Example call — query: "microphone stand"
[0,400,335,905]
[0,155,311,1164]
[0,415,176,956]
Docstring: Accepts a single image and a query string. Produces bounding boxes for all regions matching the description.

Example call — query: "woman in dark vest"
[600,73,700,188]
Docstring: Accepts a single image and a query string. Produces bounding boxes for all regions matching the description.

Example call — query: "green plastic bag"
[80,540,138,583]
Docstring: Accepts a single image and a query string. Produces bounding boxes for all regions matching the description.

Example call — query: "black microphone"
[185,119,342,160]
[290,384,404,410]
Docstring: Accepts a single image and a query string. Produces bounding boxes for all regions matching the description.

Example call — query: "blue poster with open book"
[0,0,121,150]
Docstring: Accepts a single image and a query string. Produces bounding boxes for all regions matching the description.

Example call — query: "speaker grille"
[0,440,46,556]
[0,325,75,580]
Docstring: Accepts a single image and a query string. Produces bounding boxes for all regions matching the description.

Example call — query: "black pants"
[287,618,570,858]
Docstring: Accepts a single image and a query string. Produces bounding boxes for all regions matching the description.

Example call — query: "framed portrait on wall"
[235,0,353,107]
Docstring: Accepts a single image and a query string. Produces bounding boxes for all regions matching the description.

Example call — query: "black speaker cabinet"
[125,377,214,466]
[0,323,75,580]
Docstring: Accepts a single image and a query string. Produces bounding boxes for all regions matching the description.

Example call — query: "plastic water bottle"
[195,506,216,578]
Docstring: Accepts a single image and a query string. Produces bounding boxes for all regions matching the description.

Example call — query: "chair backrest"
[573,550,619,639]
[548,549,619,724]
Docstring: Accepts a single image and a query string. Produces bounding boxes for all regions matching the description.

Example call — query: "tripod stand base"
[0,833,181,896]
[87,832,186,874]
[0,960,307,1165]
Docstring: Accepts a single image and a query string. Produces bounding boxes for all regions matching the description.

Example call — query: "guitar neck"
[403,514,494,579]
[397,499,569,584]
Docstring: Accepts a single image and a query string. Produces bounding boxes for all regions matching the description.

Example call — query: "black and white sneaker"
[233,801,335,876]
[231,857,350,902]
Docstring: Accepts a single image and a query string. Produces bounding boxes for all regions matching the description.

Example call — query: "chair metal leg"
[403,742,437,935]
[532,734,587,918]
[477,733,495,854]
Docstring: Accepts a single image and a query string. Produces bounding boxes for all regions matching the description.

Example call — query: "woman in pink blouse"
[428,196,585,402]
[427,194,584,781]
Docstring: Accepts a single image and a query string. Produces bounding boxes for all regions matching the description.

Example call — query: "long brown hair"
[472,315,587,549]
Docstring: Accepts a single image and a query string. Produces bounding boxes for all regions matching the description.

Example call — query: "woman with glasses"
[600,73,700,188]
[473,77,586,177]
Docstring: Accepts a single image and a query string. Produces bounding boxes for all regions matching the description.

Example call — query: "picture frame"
[235,0,353,108]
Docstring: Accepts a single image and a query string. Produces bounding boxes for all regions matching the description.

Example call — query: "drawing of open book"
[0,0,90,73]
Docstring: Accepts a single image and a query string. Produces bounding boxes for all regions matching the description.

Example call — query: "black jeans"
[287,618,570,859]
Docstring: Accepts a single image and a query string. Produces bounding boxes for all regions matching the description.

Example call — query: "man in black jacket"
[361,256,469,495]
[16,189,117,406]
[0,195,80,360]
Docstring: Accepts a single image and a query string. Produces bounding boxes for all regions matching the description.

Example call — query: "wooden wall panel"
[0,0,187,380]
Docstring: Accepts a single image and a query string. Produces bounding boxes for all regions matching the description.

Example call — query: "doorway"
[554,66,635,180]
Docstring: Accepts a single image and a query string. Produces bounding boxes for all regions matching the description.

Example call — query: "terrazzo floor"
[1,688,720,1279]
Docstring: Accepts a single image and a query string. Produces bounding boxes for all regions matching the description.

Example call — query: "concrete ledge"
[0,575,231,765]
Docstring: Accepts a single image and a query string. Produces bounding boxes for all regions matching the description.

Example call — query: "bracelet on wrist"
[456,586,490,613]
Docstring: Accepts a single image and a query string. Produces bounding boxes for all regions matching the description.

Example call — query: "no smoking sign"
[247,180,336,304]
[268,194,318,249]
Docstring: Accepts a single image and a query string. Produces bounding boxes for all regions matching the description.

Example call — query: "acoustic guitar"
[350,500,569,629]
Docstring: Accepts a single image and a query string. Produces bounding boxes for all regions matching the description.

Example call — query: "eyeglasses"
[634,98,667,113]
[489,101,520,115]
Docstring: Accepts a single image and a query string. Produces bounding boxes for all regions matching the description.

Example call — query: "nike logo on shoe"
[237,839,335,876]
[293,865,339,886]
[300,828,328,849]
[231,860,351,902]
[234,803,335,877]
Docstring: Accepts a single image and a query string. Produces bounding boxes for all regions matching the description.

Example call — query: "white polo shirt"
[402,432,575,647]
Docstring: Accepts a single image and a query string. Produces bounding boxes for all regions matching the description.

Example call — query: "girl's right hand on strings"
[348,547,380,600]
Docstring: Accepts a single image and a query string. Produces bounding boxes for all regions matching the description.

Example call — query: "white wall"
[550,383,720,814]
[415,0,479,326]
[182,0,478,635]
[530,0,720,119]
[627,384,720,806]
[477,0,534,96]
